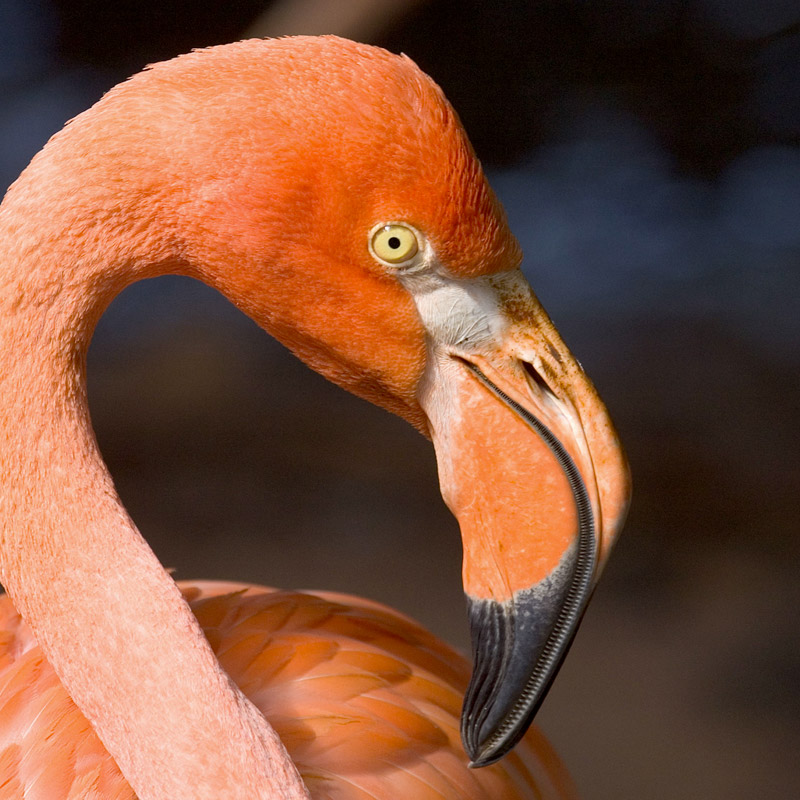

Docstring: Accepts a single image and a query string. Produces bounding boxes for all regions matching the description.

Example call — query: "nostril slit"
[522,360,556,400]
[546,343,562,364]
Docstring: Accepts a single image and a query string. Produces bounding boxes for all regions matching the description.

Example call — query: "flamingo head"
[99,36,631,766]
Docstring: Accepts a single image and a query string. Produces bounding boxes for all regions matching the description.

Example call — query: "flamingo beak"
[415,269,630,766]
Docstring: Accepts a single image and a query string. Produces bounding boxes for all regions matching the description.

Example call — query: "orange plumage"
[0,584,575,799]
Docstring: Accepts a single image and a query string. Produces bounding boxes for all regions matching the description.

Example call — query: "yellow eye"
[370,224,419,265]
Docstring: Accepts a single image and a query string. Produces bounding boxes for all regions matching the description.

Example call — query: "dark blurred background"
[2,1,798,797]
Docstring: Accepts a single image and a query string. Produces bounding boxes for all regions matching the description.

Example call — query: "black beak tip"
[463,692,546,768]
[461,575,590,767]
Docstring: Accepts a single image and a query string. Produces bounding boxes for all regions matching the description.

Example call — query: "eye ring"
[370,223,420,265]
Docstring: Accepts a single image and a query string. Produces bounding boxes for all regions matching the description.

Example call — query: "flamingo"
[0,36,630,800]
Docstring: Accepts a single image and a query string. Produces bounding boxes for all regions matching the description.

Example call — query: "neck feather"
[0,149,309,800]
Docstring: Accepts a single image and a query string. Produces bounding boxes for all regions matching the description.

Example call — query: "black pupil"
[387,236,401,250]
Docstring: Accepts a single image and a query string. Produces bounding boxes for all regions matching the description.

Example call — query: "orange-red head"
[28,36,630,766]
[80,36,518,428]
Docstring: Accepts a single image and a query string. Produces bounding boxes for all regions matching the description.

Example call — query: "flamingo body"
[0,584,574,799]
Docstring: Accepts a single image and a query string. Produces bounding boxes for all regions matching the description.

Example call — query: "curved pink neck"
[0,160,309,800]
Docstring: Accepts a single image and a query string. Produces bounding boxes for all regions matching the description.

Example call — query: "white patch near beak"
[395,261,519,352]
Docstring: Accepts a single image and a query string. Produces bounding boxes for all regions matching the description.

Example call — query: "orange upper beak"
[415,268,630,766]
